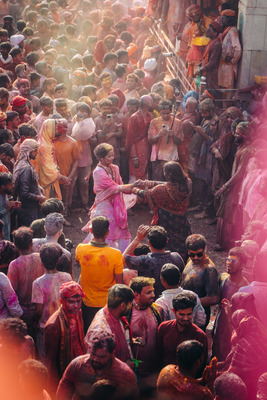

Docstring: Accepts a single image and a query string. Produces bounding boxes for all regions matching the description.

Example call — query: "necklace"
[98,163,114,180]
[134,302,148,310]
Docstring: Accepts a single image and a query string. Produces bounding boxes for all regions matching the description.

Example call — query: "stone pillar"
[238,0,267,87]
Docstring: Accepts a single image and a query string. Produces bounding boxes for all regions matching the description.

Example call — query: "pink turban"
[59,281,85,299]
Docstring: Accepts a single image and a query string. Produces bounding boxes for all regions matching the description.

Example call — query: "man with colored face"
[0,88,11,113]
[181,234,220,328]
[128,277,164,379]
[212,247,248,361]
[56,331,138,400]
[44,281,86,394]
[30,96,54,134]
[11,95,31,124]
[96,72,114,101]
[17,79,40,115]
[85,284,134,365]
[157,292,208,367]
[124,73,140,101]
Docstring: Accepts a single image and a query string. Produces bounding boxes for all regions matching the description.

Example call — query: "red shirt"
[157,319,208,367]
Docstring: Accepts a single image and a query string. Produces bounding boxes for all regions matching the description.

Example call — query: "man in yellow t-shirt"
[76,216,123,332]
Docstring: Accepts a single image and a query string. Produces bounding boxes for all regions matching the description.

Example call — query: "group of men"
[1,210,267,399]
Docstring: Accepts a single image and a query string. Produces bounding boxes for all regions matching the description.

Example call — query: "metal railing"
[150,22,194,95]
[150,22,241,107]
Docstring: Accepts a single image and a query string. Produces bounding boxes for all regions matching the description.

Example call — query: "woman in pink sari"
[82,143,134,252]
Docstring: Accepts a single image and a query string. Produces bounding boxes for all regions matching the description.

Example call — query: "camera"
[107,114,113,119]
[162,124,167,129]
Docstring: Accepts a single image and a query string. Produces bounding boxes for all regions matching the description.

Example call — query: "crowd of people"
[0,0,266,399]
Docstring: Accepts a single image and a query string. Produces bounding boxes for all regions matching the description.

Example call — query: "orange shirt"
[76,242,123,307]
[54,136,80,177]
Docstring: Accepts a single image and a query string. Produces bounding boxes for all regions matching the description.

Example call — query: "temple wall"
[238,0,267,87]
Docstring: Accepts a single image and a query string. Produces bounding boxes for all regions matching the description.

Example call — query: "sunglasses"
[188,251,204,258]
[226,257,239,264]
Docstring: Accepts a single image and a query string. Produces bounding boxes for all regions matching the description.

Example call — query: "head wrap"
[59,281,85,299]
[111,89,125,109]
[199,98,215,112]
[186,4,202,18]
[10,34,24,48]
[144,58,157,72]
[182,90,199,110]
[3,15,13,21]
[13,139,38,183]
[221,9,236,16]
[0,112,7,123]
[210,21,222,33]
[254,75,267,86]
[127,43,138,57]
[236,121,250,136]
[12,96,27,110]
[73,70,87,79]
[226,106,243,120]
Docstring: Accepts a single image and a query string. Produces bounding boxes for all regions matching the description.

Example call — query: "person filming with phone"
[148,100,184,181]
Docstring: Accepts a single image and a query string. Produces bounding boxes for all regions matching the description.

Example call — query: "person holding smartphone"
[148,99,183,181]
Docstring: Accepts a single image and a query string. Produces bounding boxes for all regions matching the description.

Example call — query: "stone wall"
[238,0,267,87]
